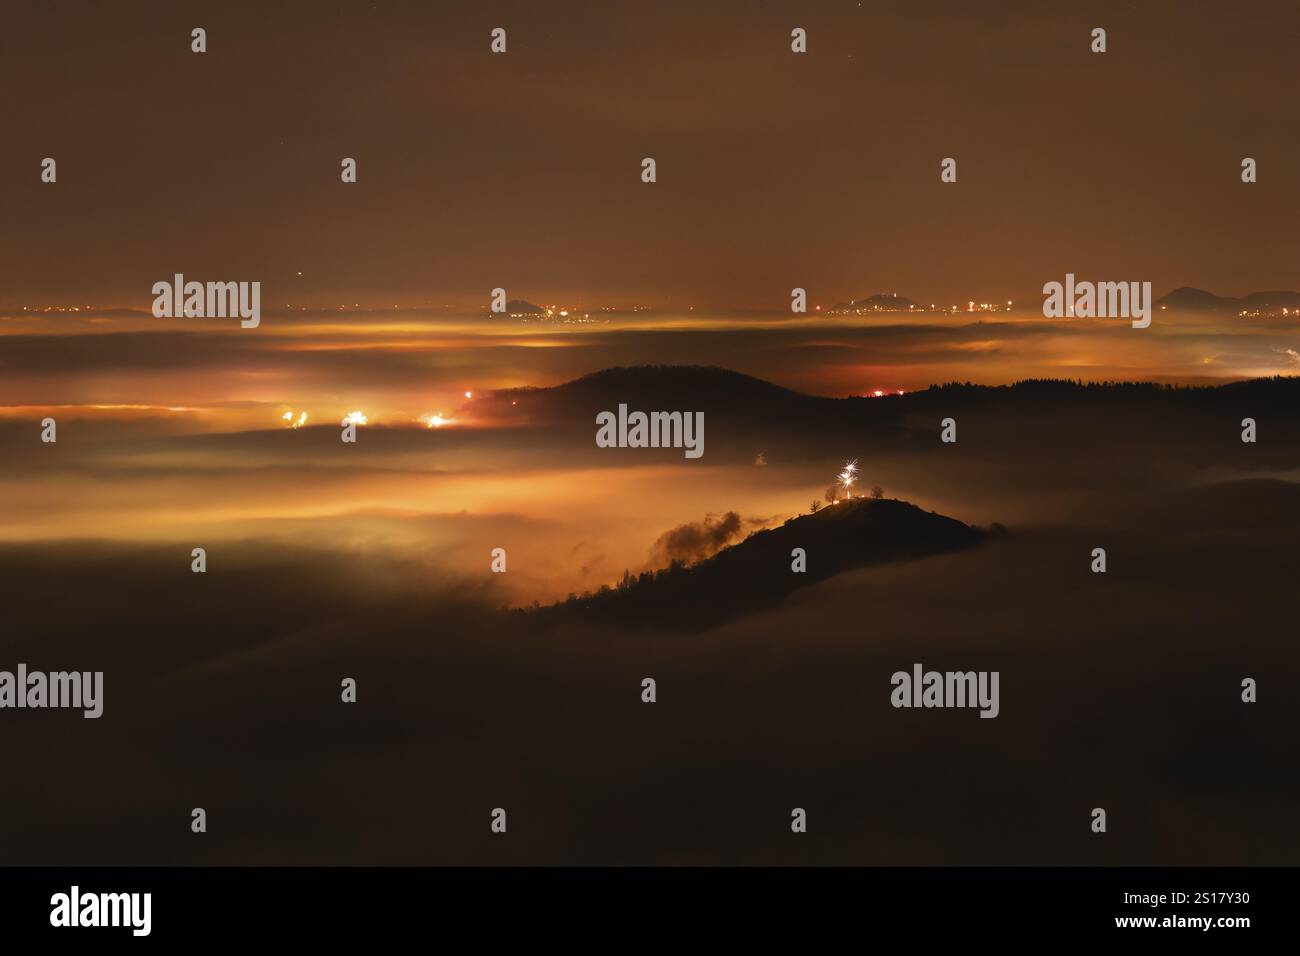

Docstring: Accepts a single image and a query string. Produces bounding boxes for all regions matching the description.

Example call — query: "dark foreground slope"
[0,480,1297,864]
[531,497,991,630]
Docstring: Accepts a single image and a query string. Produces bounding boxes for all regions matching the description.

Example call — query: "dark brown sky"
[2,0,1297,309]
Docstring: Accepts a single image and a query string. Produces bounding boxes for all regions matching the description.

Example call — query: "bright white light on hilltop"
[422,412,451,428]
[342,410,368,426]
[837,458,859,497]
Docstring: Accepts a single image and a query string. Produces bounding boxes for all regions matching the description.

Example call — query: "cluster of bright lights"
[421,412,451,428]
[279,407,473,429]
[829,294,1014,317]
[277,409,395,427]
[950,301,1012,313]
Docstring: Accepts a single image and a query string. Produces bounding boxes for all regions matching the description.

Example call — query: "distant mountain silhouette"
[1156,287,1300,312]
[548,365,808,407]
[528,497,992,630]
[506,299,546,314]
[490,365,825,428]
[1241,291,1300,310]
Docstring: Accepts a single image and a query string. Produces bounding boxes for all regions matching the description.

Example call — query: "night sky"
[3,0,1297,309]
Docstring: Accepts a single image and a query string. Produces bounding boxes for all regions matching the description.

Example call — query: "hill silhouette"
[466,365,1300,470]
[494,364,1300,413]
[486,365,828,435]
[1155,287,1300,312]
[483,364,1300,432]
[528,496,991,630]
[505,299,546,314]
[505,365,812,409]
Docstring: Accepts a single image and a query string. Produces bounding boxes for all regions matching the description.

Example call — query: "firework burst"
[836,459,859,499]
